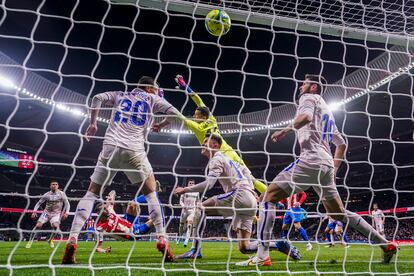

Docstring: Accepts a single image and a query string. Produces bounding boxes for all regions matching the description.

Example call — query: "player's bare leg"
[141,174,174,262]
[62,182,101,264]
[26,221,44,249]
[47,222,59,248]
[184,219,193,247]
[292,222,312,251]
[322,196,397,263]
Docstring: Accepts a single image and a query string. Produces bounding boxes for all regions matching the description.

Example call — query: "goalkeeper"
[153,75,267,194]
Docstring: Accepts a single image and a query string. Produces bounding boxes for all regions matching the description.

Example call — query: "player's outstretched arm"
[175,75,206,107]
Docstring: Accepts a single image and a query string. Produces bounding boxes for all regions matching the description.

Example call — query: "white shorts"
[335,222,343,233]
[90,144,153,186]
[212,189,257,233]
[274,160,339,200]
[375,223,384,233]
[180,209,196,224]
[38,212,61,225]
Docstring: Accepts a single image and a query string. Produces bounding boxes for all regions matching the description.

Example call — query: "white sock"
[145,192,165,236]
[344,211,388,248]
[186,223,193,240]
[191,208,204,251]
[69,191,98,242]
[257,201,276,259]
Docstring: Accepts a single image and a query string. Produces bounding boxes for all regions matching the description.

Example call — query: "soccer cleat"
[49,240,55,248]
[306,243,313,251]
[175,248,202,260]
[25,241,33,249]
[183,239,189,247]
[381,243,398,264]
[156,236,175,262]
[276,240,301,260]
[325,244,334,248]
[235,256,272,267]
[61,242,77,264]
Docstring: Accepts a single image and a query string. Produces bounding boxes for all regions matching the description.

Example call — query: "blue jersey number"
[322,113,334,143]
[229,160,243,179]
[114,99,148,126]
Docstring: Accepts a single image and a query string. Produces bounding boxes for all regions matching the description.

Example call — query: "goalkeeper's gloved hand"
[174,75,193,93]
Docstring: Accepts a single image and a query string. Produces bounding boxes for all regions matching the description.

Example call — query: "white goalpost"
[0,0,413,275]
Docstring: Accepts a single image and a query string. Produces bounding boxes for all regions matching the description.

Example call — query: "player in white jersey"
[177,179,199,247]
[26,181,70,249]
[175,135,299,265]
[372,203,386,236]
[62,76,178,264]
[239,74,397,266]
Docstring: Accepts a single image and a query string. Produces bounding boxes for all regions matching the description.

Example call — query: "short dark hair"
[50,181,59,185]
[196,106,210,119]
[305,74,327,94]
[205,133,222,147]
[138,76,156,88]
[187,178,195,183]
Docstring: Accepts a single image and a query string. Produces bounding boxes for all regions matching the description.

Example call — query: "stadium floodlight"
[328,101,343,112]
[0,75,14,89]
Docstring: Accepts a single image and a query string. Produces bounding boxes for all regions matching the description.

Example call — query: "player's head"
[201,134,222,157]
[299,74,326,97]
[194,106,210,121]
[373,203,378,210]
[187,179,195,187]
[50,181,59,192]
[138,76,163,97]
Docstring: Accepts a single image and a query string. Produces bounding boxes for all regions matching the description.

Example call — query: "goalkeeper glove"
[175,75,193,93]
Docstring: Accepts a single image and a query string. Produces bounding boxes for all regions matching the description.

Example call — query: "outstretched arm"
[175,75,206,107]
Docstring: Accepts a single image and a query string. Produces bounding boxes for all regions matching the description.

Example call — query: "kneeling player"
[324,217,349,247]
[175,135,300,266]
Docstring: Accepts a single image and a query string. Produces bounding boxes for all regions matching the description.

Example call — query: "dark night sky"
[0,0,391,116]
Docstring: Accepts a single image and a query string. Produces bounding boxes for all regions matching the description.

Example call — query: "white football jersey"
[207,151,254,193]
[180,192,199,210]
[94,88,178,152]
[296,93,345,167]
[34,190,70,215]
[372,209,384,225]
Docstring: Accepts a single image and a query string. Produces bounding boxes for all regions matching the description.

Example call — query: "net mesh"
[0,0,413,275]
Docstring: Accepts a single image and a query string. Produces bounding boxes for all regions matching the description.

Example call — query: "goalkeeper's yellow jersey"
[178,93,246,168]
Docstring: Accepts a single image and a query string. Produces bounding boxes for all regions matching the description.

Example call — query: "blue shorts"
[283,207,304,225]
[87,227,94,233]
[124,213,150,235]
[327,222,336,230]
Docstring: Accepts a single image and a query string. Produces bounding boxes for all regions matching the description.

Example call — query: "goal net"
[0,0,413,275]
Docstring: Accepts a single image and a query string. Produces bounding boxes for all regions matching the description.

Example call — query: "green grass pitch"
[0,241,412,275]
